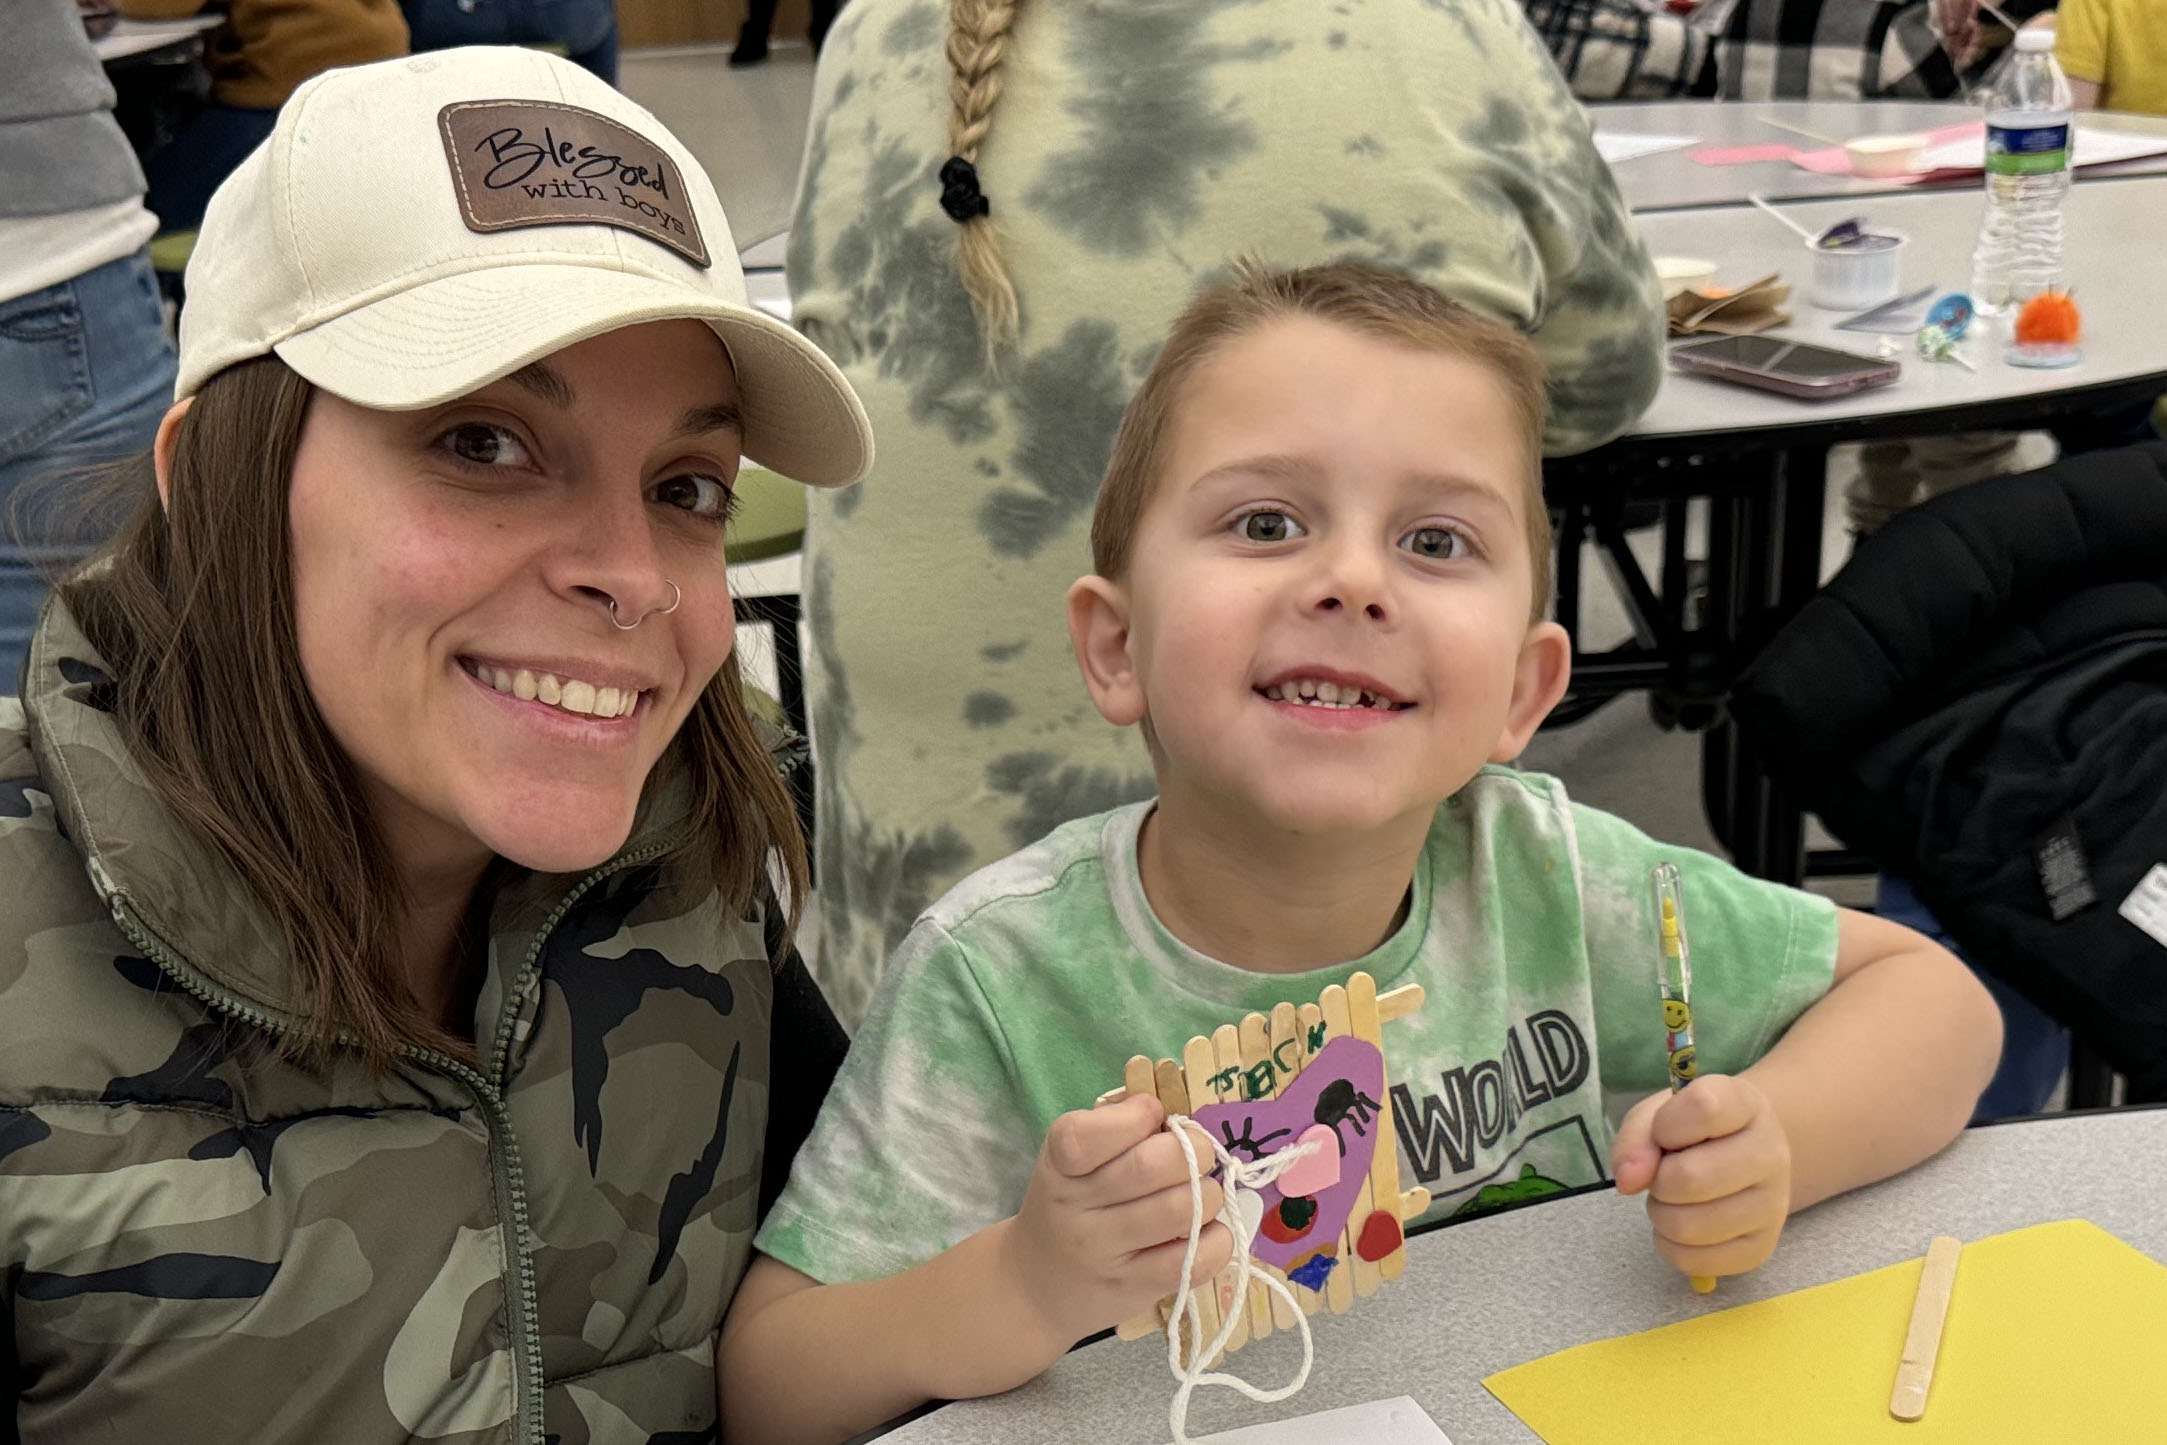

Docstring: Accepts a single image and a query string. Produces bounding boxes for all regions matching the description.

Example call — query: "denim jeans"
[0,248,175,693]
[401,0,620,83]
[1874,875,2070,1120]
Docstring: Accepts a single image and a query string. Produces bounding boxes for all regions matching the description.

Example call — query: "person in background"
[729,0,841,66]
[791,0,1666,1027]
[401,0,620,84]
[119,0,409,233]
[0,0,176,693]
[2048,0,2167,114]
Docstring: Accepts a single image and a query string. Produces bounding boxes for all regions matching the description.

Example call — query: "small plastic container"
[1654,256,1720,299]
[1806,231,1907,310]
[1844,132,1928,178]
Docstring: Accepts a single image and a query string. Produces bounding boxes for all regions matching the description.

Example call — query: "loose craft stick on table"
[1889,1235,1963,1421]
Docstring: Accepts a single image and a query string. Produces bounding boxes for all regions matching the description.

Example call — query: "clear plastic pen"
[1651,862,1698,1093]
[1651,861,1716,1293]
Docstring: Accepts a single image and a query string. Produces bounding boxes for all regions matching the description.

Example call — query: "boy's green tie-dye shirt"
[759,769,1837,1284]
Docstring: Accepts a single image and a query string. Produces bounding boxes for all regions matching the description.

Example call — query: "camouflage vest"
[0,602,775,1444]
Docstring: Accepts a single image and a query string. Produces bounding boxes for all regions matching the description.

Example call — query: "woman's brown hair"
[944,0,1022,350]
[58,356,806,1069]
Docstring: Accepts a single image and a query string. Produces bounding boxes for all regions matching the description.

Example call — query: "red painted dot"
[1355,1209,1402,1263]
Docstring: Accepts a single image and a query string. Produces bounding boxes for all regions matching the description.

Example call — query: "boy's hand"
[1611,1075,1792,1282]
[999,1092,1233,1350]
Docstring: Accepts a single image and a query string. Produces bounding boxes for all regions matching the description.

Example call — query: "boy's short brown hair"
[1089,260,1554,620]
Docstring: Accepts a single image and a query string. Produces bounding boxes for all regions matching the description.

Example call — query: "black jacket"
[1731,441,2167,1099]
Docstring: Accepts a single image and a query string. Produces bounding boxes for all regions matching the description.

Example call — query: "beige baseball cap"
[176,47,872,488]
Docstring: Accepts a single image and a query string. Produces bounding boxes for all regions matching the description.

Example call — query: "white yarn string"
[1163,1118,1319,1445]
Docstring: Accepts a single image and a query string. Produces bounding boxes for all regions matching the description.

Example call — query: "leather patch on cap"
[437,100,709,267]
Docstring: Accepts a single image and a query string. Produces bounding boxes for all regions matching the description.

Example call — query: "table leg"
[1702,446,1826,884]
[735,592,817,867]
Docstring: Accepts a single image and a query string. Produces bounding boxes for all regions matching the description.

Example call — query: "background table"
[864,1108,2167,1444]
[1595,100,2167,212]
[1629,176,2167,436]
[92,14,222,64]
[1549,174,2167,881]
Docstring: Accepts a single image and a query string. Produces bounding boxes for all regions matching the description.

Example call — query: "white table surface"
[1593,100,2167,212]
[869,1109,2167,1445]
[93,14,223,63]
[1625,174,2167,442]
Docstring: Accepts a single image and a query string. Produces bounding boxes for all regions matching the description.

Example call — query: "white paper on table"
[1915,124,2167,173]
[1172,1396,1454,1445]
[1593,131,1700,164]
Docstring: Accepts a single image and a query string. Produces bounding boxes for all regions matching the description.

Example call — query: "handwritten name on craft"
[475,126,673,197]
[1208,1019,1335,1101]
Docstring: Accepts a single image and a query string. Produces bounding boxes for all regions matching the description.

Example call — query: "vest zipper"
[101,833,680,1445]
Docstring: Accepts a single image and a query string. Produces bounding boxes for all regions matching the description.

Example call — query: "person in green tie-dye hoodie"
[792,0,1667,1026]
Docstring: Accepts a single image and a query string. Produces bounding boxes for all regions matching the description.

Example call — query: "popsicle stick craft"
[1096,971,1432,1359]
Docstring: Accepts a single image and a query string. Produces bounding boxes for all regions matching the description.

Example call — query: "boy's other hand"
[1000,1093,1235,1349]
[1611,1075,1793,1281]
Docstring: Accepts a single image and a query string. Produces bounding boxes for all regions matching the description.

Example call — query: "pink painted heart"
[1190,1035,1387,1274]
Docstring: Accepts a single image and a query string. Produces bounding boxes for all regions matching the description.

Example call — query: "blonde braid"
[943,0,1022,351]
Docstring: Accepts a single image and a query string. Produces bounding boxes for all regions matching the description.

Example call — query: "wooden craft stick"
[1236,1011,1277,1340]
[1319,984,1380,1302]
[1122,1054,1154,1104]
[1348,973,1418,1282]
[1181,1033,1228,1354]
[1206,1024,1252,1352]
[1296,1001,1326,1062]
[1116,1056,1188,1342]
[1376,983,1426,1022]
[1155,1057,1190,1116]
[1292,1000,1329,1317]
[1264,1002,1303,1328]
[1890,1236,1963,1421]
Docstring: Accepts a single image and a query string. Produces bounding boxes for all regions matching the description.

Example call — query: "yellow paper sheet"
[1485,1220,2167,1442]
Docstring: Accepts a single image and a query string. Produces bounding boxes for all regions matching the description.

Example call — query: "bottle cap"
[2015,29,2055,53]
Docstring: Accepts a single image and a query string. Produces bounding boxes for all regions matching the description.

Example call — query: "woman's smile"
[459,655,652,721]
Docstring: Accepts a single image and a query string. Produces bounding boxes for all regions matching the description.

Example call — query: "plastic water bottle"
[1969,29,2074,315]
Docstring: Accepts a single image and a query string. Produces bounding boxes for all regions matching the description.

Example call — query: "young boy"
[719,262,2002,1445]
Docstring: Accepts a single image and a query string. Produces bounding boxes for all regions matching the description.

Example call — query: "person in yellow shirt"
[121,0,409,231]
[2051,0,2167,114]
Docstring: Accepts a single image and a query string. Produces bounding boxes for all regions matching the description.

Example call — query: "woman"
[792,0,1667,1026]
[0,49,871,1443]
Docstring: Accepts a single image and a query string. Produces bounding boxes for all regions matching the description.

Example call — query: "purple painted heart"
[1190,1034,1387,1277]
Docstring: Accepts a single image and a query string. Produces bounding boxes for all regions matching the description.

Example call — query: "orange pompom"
[2015,291,2082,345]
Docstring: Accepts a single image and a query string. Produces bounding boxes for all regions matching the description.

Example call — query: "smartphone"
[1669,334,1902,400]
